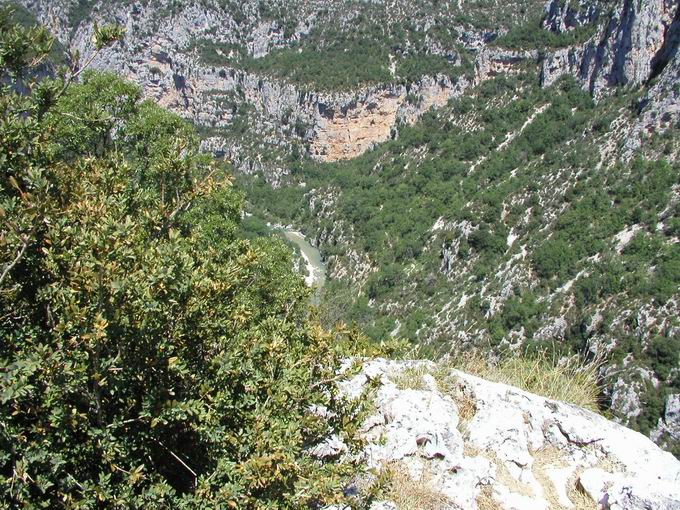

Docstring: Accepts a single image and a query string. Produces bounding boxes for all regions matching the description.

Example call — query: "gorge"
[14,0,679,458]
[1,1,679,508]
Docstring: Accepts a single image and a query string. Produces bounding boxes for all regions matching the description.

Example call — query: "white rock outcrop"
[338,359,680,510]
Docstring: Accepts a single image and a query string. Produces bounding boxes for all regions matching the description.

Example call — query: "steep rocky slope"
[10,0,680,458]
[540,0,678,93]
[333,359,680,510]
[8,0,483,173]
[539,0,680,153]
[246,67,679,453]
[234,0,680,456]
[11,0,680,168]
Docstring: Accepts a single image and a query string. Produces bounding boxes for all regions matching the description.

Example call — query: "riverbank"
[265,223,327,291]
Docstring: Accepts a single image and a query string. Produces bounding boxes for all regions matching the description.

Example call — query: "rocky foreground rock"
[328,359,680,510]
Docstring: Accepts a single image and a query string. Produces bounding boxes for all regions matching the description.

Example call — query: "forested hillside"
[6,0,680,465]
[236,0,680,456]
[244,69,679,452]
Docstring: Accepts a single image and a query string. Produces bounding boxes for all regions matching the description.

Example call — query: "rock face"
[339,359,680,510]
[653,393,680,455]
[16,0,680,166]
[311,89,403,162]
[626,12,680,154]
[311,75,472,162]
[476,49,538,81]
[539,0,680,149]
[540,0,679,95]
[14,0,477,165]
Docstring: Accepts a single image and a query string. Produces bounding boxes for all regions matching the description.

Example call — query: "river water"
[281,230,327,290]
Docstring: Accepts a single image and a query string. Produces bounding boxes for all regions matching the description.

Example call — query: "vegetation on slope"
[391,350,602,412]
[189,0,545,91]
[240,69,680,448]
[191,20,470,91]
[0,12,370,507]
[493,15,598,49]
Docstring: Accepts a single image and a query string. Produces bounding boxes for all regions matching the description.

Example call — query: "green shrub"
[647,336,680,383]
[532,239,577,280]
[68,0,98,28]
[493,16,597,49]
[0,15,365,508]
[469,225,506,255]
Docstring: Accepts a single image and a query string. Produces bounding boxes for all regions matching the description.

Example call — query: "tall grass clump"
[401,343,602,412]
[453,350,603,412]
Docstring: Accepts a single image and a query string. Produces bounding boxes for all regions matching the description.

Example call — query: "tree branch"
[0,239,28,288]
[151,438,198,487]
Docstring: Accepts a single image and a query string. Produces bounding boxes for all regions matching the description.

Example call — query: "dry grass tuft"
[471,447,598,509]
[532,446,569,509]
[401,342,602,412]
[454,387,478,425]
[390,364,432,391]
[388,360,478,429]
[428,360,479,428]
[476,485,500,510]
[482,451,534,498]
[567,476,598,510]
[381,461,452,510]
[450,350,602,412]
[531,447,598,510]
[463,443,481,458]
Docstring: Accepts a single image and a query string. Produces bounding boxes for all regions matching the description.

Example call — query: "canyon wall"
[15,0,680,167]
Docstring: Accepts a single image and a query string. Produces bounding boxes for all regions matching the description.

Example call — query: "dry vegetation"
[472,447,598,510]
[379,461,453,510]
[390,364,433,391]
[461,351,603,412]
[532,447,598,510]
[396,347,602,412]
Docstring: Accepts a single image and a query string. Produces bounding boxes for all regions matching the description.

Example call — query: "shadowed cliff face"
[540,0,680,94]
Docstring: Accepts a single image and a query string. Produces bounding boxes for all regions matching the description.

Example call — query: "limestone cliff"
[328,359,680,510]
[540,0,679,93]
[310,75,473,162]
[13,0,680,167]
[539,0,680,146]
[13,0,480,166]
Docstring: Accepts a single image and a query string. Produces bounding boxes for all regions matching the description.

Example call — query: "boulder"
[340,359,680,510]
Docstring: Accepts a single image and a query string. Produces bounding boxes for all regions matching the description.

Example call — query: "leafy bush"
[468,225,507,255]
[0,14,366,508]
[532,239,578,280]
[647,336,680,383]
[243,41,392,90]
[4,2,67,63]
